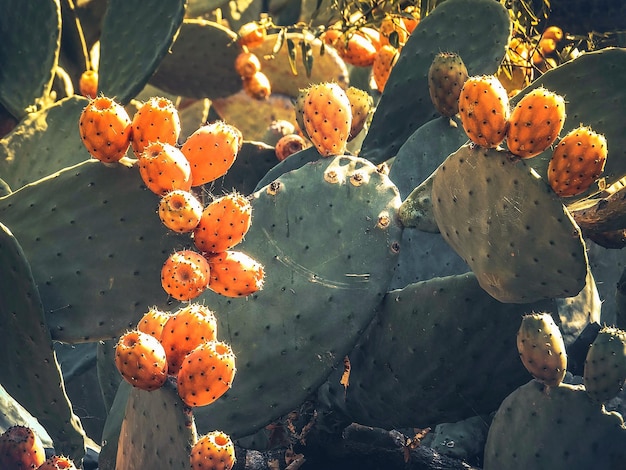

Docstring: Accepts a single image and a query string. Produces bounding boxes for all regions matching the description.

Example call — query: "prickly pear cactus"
[0,161,187,343]
[360,0,511,163]
[0,0,61,118]
[430,144,588,303]
[0,222,86,461]
[484,380,626,469]
[193,154,403,438]
[98,0,186,104]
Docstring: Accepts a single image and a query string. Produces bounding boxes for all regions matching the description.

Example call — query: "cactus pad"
[193,154,402,438]
[431,144,588,303]
[98,0,186,104]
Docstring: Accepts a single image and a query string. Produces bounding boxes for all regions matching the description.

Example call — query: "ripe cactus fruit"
[334,32,378,67]
[138,141,192,195]
[136,307,171,342]
[114,330,168,391]
[506,87,566,158]
[458,75,510,147]
[158,189,203,233]
[234,51,261,79]
[345,86,373,141]
[181,122,242,186]
[159,303,218,375]
[130,97,181,157]
[427,52,469,118]
[303,82,352,157]
[379,17,409,48]
[190,430,236,470]
[78,70,98,99]
[177,340,237,407]
[0,425,46,469]
[193,193,252,253]
[372,45,399,93]
[275,134,308,161]
[206,250,265,297]
[78,96,132,163]
[242,71,272,100]
[583,326,626,402]
[37,455,78,469]
[237,22,266,50]
[161,249,211,301]
[516,313,567,387]
[547,126,608,197]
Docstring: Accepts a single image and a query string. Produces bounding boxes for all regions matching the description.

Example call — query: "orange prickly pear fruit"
[161,249,211,301]
[138,141,192,195]
[234,51,261,79]
[206,250,265,297]
[190,430,236,470]
[158,189,203,233]
[542,26,563,42]
[136,307,171,342]
[402,6,420,34]
[275,134,308,161]
[237,22,266,50]
[130,97,181,157]
[114,330,168,391]
[193,192,252,253]
[517,313,567,387]
[303,82,352,157]
[345,86,373,141]
[458,75,510,147]
[547,126,608,197]
[181,122,242,186]
[242,70,272,100]
[379,17,409,48]
[428,52,469,118]
[372,45,399,93]
[177,340,236,407]
[334,31,377,67]
[37,455,78,469]
[159,303,218,375]
[78,96,132,163]
[79,70,98,99]
[358,27,382,51]
[0,425,46,469]
[506,87,566,158]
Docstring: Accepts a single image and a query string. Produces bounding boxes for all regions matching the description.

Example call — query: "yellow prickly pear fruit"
[547,125,608,197]
[158,189,203,233]
[506,87,566,158]
[372,45,399,93]
[303,82,352,157]
[428,51,469,118]
[516,313,567,387]
[345,86,373,141]
[458,75,510,148]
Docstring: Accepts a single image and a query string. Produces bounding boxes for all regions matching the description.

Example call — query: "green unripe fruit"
[583,326,626,402]
[428,52,469,118]
[516,313,567,387]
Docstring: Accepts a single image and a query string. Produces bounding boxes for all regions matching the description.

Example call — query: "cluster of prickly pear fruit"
[234,22,272,100]
[115,303,236,406]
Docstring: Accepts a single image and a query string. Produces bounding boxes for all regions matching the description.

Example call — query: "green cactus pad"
[254,146,322,191]
[97,0,186,104]
[0,222,86,461]
[431,144,588,303]
[318,273,559,429]
[510,48,626,199]
[193,155,402,438]
[0,0,61,118]
[0,96,90,190]
[0,160,187,343]
[484,380,626,469]
[254,33,349,98]
[360,0,511,164]
[150,19,243,100]
[97,339,123,414]
[114,380,196,470]
[98,381,131,470]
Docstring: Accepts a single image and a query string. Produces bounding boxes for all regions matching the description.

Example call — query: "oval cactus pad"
[431,144,587,303]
